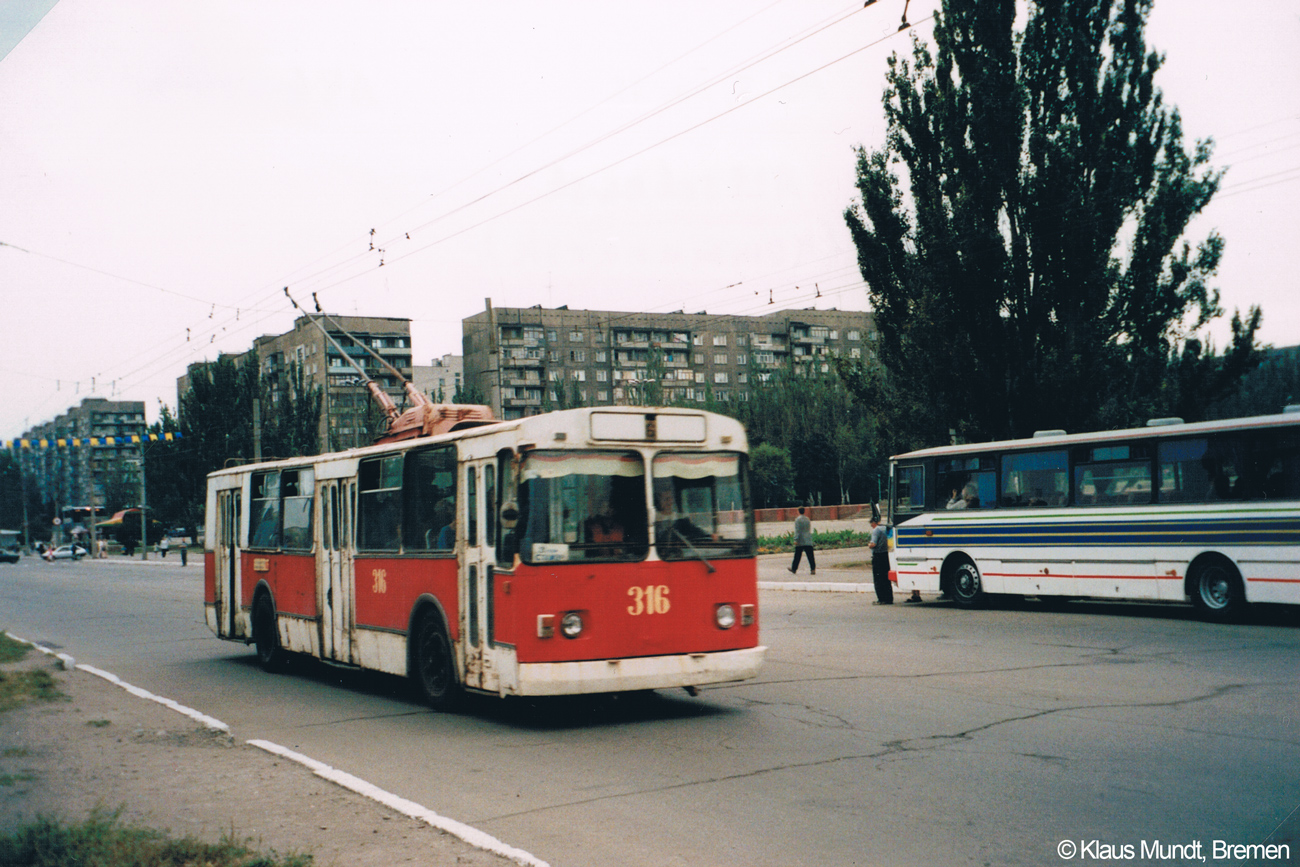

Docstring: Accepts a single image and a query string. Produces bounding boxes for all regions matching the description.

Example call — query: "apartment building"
[178,314,414,452]
[15,397,147,518]
[463,304,877,420]
[412,353,464,403]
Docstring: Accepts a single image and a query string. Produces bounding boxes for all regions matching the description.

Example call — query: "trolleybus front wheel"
[412,611,459,711]
[253,594,286,673]
[1190,557,1247,623]
[949,559,986,609]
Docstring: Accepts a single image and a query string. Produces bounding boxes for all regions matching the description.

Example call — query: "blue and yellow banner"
[4,431,183,450]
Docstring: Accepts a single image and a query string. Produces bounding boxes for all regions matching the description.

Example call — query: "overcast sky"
[2,0,1297,440]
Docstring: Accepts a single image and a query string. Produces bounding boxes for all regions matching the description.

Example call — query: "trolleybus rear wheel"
[1190,558,1247,622]
[950,559,986,609]
[412,611,459,711]
[253,594,286,672]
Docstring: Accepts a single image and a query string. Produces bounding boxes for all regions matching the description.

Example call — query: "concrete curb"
[759,581,873,593]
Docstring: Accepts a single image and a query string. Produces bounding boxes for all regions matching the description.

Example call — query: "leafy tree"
[735,359,886,506]
[844,0,1260,445]
[261,362,322,459]
[0,452,23,533]
[748,443,796,509]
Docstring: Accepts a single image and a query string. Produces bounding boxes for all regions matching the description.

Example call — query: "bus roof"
[890,410,1300,462]
[207,406,745,480]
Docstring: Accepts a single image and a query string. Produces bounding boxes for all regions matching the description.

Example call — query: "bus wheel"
[950,560,986,609]
[412,611,459,711]
[1190,558,1247,622]
[253,594,286,673]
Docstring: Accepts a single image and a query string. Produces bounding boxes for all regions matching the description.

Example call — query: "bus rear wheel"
[412,611,459,711]
[949,560,986,609]
[253,594,286,673]
[1190,558,1247,623]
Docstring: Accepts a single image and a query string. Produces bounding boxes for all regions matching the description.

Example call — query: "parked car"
[42,544,88,561]
[0,549,19,564]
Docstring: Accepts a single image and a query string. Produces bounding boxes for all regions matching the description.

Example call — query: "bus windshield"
[518,450,649,563]
[653,452,754,560]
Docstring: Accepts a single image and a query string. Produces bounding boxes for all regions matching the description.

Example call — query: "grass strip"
[0,807,314,867]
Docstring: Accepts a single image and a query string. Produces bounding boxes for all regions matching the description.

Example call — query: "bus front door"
[214,489,241,638]
[317,479,355,664]
[462,462,504,694]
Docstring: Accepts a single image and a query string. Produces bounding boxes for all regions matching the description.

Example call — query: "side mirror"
[499,500,519,530]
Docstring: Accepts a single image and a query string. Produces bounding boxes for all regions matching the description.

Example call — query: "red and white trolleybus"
[203,406,765,707]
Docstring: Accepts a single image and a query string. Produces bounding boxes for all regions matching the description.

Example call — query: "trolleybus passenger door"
[462,462,499,693]
[316,479,354,664]
[214,489,241,637]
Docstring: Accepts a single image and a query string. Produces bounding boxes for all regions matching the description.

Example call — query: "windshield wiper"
[672,527,716,573]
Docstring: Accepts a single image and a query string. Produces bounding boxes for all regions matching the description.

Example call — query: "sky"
[2,0,1297,440]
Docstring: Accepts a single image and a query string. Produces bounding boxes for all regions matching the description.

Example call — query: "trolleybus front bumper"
[513,645,766,696]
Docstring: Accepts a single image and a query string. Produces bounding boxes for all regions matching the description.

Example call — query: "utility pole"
[138,441,148,560]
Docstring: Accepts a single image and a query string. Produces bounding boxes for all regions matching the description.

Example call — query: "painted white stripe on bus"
[248,739,550,867]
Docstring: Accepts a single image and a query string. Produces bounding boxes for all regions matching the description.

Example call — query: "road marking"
[249,739,550,867]
[7,639,550,867]
[76,664,231,733]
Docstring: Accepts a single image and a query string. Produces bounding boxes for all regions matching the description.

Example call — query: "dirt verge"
[0,650,520,866]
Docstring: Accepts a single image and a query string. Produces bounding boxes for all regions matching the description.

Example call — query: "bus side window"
[359,455,402,552]
[403,447,456,551]
[281,468,314,550]
[250,471,281,549]
[1000,450,1067,508]
[894,464,925,514]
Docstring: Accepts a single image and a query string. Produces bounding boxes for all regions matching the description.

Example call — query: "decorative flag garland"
[4,431,183,450]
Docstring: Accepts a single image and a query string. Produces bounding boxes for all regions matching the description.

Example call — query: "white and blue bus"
[888,410,1300,620]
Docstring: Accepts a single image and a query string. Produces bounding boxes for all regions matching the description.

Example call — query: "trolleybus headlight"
[560,611,584,639]
[715,604,737,630]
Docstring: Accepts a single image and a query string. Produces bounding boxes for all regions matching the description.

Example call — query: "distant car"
[42,545,88,561]
[0,549,18,564]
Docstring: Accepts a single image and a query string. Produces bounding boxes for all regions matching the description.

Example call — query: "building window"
[713,335,727,346]
[693,334,704,346]
[596,369,608,382]
[570,350,585,363]
[595,350,607,363]
[693,353,704,364]
[695,372,705,383]
[738,372,748,383]
[714,353,727,364]
[714,372,728,384]
[848,330,860,341]
[572,370,586,382]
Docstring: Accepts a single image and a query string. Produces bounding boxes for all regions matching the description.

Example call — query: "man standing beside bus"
[869,509,892,605]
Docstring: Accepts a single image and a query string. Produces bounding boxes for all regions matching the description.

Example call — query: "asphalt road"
[2,553,1297,866]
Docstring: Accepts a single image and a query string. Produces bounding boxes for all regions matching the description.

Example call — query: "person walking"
[788,507,815,575]
[868,509,893,604]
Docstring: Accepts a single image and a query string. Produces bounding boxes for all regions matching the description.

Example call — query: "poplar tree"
[844,0,1260,444]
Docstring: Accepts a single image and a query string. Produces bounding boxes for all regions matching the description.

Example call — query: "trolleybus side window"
[518,450,648,563]
[1000,449,1068,507]
[250,471,281,549]
[652,452,754,560]
[359,455,403,551]
[402,446,456,552]
[1073,444,1151,507]
[894,464,925,515]
[281,468,314,550]
[937,457,994,510]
